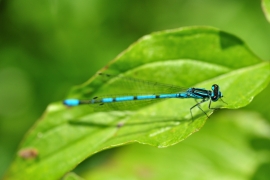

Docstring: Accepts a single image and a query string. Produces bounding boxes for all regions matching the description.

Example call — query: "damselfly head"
[211,84,222,102]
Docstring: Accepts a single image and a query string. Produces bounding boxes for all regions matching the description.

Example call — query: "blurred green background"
[0,0,270,179]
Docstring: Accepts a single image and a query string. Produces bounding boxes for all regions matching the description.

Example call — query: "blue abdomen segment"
[63,99,80,106]
[102,98,114,103]
[159,94,178,98]
[115,96,134,101]
[137,95,156,100]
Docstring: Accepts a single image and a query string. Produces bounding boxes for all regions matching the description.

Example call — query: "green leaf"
[4,27,270,180]
[62,172,84,180]
[81,111,270,180]
[245,84,270,121]
[262,0,270,23]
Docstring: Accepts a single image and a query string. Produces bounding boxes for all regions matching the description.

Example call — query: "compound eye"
[212,84,218,90]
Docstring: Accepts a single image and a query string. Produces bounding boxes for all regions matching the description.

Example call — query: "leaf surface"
[262,0,270,23]
[5,27,270,180]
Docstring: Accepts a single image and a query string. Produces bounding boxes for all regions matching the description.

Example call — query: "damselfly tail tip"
[63,99,80,106]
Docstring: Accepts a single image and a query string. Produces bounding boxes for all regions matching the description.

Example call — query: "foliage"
[1,0,270,179]
[4,27,270,180]
[82,111,270,180]
[262,0,270,22]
